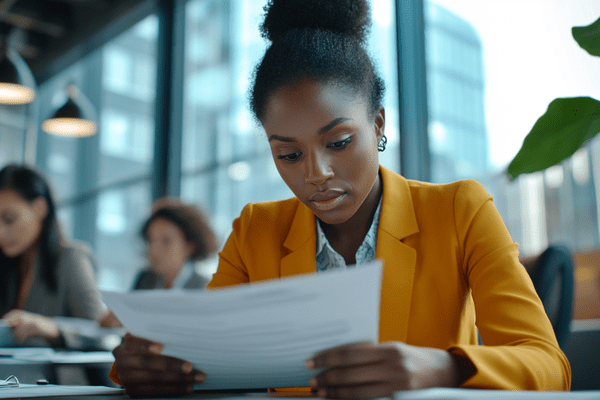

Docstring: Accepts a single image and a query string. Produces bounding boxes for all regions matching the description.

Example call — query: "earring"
[377,134,387,152]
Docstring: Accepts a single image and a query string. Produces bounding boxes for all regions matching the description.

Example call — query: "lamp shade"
[42,85,97,137]
[0,48,36,105]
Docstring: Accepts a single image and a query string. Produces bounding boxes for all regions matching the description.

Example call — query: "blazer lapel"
[376,166,419,343]
[280,201,317,278]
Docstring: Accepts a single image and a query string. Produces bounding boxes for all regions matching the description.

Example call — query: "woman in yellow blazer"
[110,0,570,396]
[209,165,570,392]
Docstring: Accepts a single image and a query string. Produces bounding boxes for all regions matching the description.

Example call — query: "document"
[101,261,382,390]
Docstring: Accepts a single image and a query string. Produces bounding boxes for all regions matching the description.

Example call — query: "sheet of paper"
[101,261,382,390]
[394,388,600,400]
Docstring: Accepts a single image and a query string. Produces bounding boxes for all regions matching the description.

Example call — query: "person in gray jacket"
[0,164,105,347]
[133,197,218,290]
[98,198,218,328]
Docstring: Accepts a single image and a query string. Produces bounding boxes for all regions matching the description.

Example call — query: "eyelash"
[277,137,352,163]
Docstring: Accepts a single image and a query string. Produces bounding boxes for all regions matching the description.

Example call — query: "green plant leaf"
[507,97,600,180]
[572,17,600,57]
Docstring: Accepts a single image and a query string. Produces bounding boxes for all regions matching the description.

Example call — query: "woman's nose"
[304,153,334,185]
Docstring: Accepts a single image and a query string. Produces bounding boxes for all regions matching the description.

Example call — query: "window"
[424,0,600,256]
[35,15,158,291]
[180,0,399,241]
[0,104,26,166]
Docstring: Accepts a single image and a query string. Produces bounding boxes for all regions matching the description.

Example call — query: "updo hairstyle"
[250,0,386,123]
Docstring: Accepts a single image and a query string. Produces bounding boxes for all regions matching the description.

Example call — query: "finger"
[308,343,398,369]
[125,382,195,397]
[121,333,164,354]
[316,383,396,399]
[11,325,28,343]
[119,368,206,385]
[2,312,20,326]
[116,353,196,374]
[312,364,398,388]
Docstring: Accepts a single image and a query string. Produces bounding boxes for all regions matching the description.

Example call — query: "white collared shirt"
[315,198,382,272]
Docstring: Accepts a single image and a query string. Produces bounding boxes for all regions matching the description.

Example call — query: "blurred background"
[0,0,598,320]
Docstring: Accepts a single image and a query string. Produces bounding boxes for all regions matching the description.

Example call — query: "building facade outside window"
[425,0,600,257]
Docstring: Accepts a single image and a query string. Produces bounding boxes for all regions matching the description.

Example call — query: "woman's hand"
[306,341,466,399]
[112,333,206,396]
[98,309,123,328]
[2,310,60,344]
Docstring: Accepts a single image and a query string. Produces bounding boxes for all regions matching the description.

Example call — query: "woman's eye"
[327,137,352,149]
[277,152,302,162]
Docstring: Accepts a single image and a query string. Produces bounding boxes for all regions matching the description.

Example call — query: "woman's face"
[146,217,194,277]
[263,79,384,225]
[0,189,46,259]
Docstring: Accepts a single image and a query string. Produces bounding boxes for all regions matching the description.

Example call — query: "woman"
[0,164,105,347]
[133,198,217,290]
[98,198,218,328]
[110,0,571,397]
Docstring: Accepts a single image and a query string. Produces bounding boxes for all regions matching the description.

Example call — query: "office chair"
[521,245,575,347]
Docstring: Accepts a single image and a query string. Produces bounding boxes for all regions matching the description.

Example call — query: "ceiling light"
[42,84,97,137]
[0,43,36,105]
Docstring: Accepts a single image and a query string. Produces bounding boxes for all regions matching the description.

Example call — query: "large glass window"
[180,0,399,243]
[0,104,27,166]
[424,0,600,257]
[35,15,158,291]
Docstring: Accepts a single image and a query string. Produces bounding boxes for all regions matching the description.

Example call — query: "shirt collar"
[315,196,382,265]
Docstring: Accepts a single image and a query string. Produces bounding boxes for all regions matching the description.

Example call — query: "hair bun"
[260,0,371,43]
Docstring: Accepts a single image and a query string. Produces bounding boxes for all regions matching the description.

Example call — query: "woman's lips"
[310,193,347,211]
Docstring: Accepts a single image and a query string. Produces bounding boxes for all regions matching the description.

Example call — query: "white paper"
[394,388,600,400]
[101,261,382,390]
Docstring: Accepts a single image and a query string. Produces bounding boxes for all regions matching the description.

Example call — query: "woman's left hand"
[306,341,461,399]
[2,310,61,344]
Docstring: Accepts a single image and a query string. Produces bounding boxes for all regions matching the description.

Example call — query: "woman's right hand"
[112,333,205,396]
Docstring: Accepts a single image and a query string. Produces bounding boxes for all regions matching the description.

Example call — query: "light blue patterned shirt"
[316,198,382,272]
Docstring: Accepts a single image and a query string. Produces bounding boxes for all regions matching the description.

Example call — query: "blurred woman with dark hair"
[133,198,218,290]
[0,163,104,346]
[99,198,218,328]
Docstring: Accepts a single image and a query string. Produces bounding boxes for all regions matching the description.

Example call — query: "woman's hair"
[0,164,63,293]
[250,0,385,123]
[140,198,218,261]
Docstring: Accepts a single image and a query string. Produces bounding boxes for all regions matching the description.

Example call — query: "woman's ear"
[32,197,49,221]
[374,106,385,142]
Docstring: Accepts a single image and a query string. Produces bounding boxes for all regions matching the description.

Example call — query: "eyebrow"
[268,117,352,142]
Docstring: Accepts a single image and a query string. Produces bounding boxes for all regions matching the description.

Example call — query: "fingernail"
[305,359,315,368]
[149,343,163,354]
[182,362,193,374]
[195,373,205,383]
[309,378,317,388]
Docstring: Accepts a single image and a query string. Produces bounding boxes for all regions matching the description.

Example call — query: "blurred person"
[0,164,105,347]
[133,198,218,290]
[99,198,218,328]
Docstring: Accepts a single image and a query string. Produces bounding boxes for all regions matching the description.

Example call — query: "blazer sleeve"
[449,181,571,390]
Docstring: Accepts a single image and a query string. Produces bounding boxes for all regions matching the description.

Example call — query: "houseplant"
[507,16,600,180]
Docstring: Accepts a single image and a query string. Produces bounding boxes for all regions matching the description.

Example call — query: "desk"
[1,389,600,400]
[0,348,115,386]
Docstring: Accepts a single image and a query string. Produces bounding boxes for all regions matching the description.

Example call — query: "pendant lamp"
[42,84,97,137]
[0,41,36,105]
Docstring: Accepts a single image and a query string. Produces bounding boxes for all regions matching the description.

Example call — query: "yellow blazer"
[208,166,570,390]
